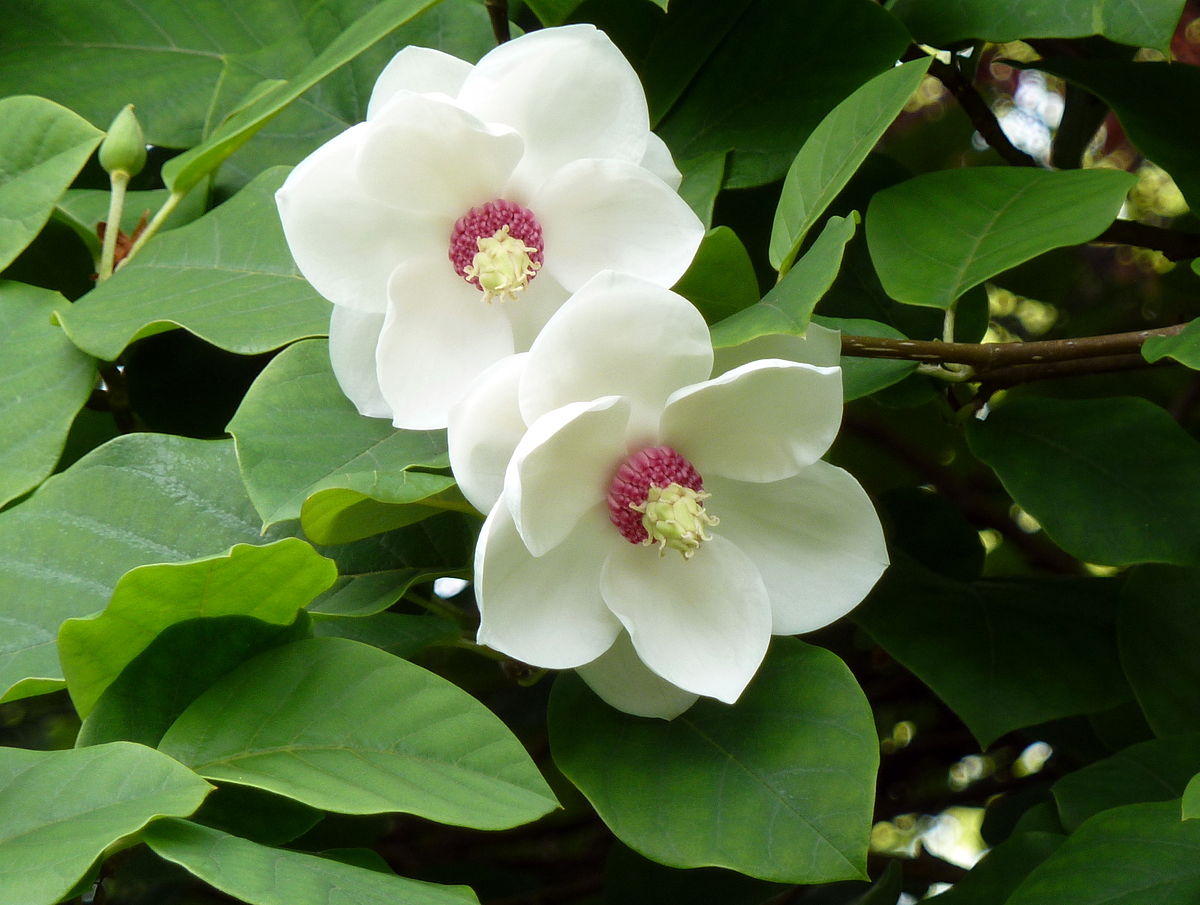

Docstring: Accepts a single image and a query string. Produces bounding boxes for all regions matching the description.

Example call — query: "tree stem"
[97,170,130,282]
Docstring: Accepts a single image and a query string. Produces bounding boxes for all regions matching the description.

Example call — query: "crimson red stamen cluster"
[448,199,545,285]
[606,446,704,544]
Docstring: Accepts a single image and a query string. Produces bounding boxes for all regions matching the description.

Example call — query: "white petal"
[600,534,772,703]
[639,132,682,190]
[328,305,391,419]
[712,322,842,376]
[534,158,704,291]
[448,353,529,515]
[475,502,622,668]
[276,125,443,313]
[506,396,632,557]
[503,270,570,350]
[366,46,473,120]
[457,24,649,189]
[519,271,712,429]
[576,632,699,719]
[707,463,888,635]
[376,257,514,430]
[661,360,843,483]
[357,92,523,216]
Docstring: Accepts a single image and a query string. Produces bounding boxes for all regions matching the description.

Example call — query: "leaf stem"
[485,0,510,43]
[404,590,473,626]
[97,170,130,282]
[120,189,184,269]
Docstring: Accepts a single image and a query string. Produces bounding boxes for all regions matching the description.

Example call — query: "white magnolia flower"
[448,272,889,719]
[276,24,704,429]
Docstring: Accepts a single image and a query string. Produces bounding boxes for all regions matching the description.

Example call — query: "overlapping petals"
[449,272,889,718]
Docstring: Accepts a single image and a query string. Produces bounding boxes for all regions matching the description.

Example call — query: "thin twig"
[484,0,511,43]
[975,352,1153,390]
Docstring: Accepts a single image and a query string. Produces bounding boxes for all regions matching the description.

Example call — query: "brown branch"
[484,0,511,43]
[975,353,1153,390]
[1093,219,1200,262]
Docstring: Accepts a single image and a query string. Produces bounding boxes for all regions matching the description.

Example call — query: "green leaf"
[770,58,930,273]
[190,784,321,848]
[710,214,857,349]
[524,0,586,26]
[866,167,1135,309]
[1185,774,1200,820]
[0,434,277,703]
[1118,565,1200,737]
[966,396,1200,567]
[549,638,878,883]
[672,227,760,324]
[143,819,478,905]
[0,742,212,905]
[159,637,558,828]
[0,282,95,507]
[55,168,330,360]
[1053,734,1200,831]
[227,339,457,537]
[676,151,728,229]
[854,557,1130,748]
[603,843,787,905]
[310,612,458,658]
[59,539,335,718]
[0,96,103,272]
[55,187,208,260]
[926,832,1063,905]
[889,0,1185,51]
[1006,800,1200,905]
[810,316,917,402]
[1143,319,1200,369]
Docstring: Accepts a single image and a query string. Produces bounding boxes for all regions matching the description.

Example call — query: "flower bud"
[99,105,146,177]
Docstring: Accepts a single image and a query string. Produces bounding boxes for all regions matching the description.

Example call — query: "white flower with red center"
[275,24,704,429]
[448,272,889,719]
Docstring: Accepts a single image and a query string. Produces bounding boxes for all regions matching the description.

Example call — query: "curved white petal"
[576,632,699,719]
[534,158,704,292]
[712,322,842,376]
[506,396,631,557]
[519,272,712,428]
[661,361,843,483]
[328,305,391,419]
[502,270,570,350]
[358,92,523,217]
[476,503,622,668]
[376,257,514,430]
[458,24,649,190]
[448,353,529,515]
[367,46,474,120]
[276,124,443,313]
[600,534,772,703]
[707,463,888,635]
[639,132,683,190]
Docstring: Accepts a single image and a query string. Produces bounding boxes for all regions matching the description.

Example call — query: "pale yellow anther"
[631,482,719,561]
[463,225,540,302]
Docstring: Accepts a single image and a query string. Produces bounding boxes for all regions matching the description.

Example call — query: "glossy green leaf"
[144,819,477,905]
[1143,319,1200,369]
[1185,774,1200,820]
[672,227,760,325]
[710,214,857,349]
[59,539,335,717]
[309,569,454,618]
[966,396,1200,567]
[549,638,877,883]
[56,168,330,360]
[1118,565,1200,736]
[0,742,212,905]
[310,612,458,658]
[867,168,1135,308]
[190,784,322,848]
[927,832,1063,905]
[770,58,930,272]
[159,637,558,828]
[854,557,1130,747]
[889,0,1185,51]
[603,843,787,905]
[228,339,457,536]
[811,316,917,401]
[0,96,103,272]
[1007,800,1200,905]
[0,282,95,507]
[0,434,277,703]
[1053,734,1200,831]
[301,484,465,546]
[524,0,586,26]
[676,151,728,229]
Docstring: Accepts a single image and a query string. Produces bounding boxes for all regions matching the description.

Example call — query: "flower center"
[607,446,718,560]
[449,200,544,302]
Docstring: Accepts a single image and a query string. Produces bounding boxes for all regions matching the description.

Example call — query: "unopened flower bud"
[99,105,146,177]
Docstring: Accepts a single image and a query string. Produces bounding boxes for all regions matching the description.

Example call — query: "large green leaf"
[966,396,1200,567]
[889,0,1185,52]
[0,434,277,703]
[770,59,930,273]
[0,742,212,905]
[56,168,330,360]
[549,639,878,883]
[0,282,95,507]
[810,316,916,401]
[672,227,760,325]
[1143,318,1200,370]
[158,637,558,829]
[866,168,1135,309]
[1118,565,1200,736]
[144,819,477,905]
[927,832,1063,905]
[59,539,335,717]
[1185,774,1200,820]
[854,558,1130,747]
[228,339,460,541]
[0,95,103,272]
[1006,800,1200,905]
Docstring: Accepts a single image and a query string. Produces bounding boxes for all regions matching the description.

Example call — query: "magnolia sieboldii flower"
[448,272,889,719]
[275,24,704,429]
